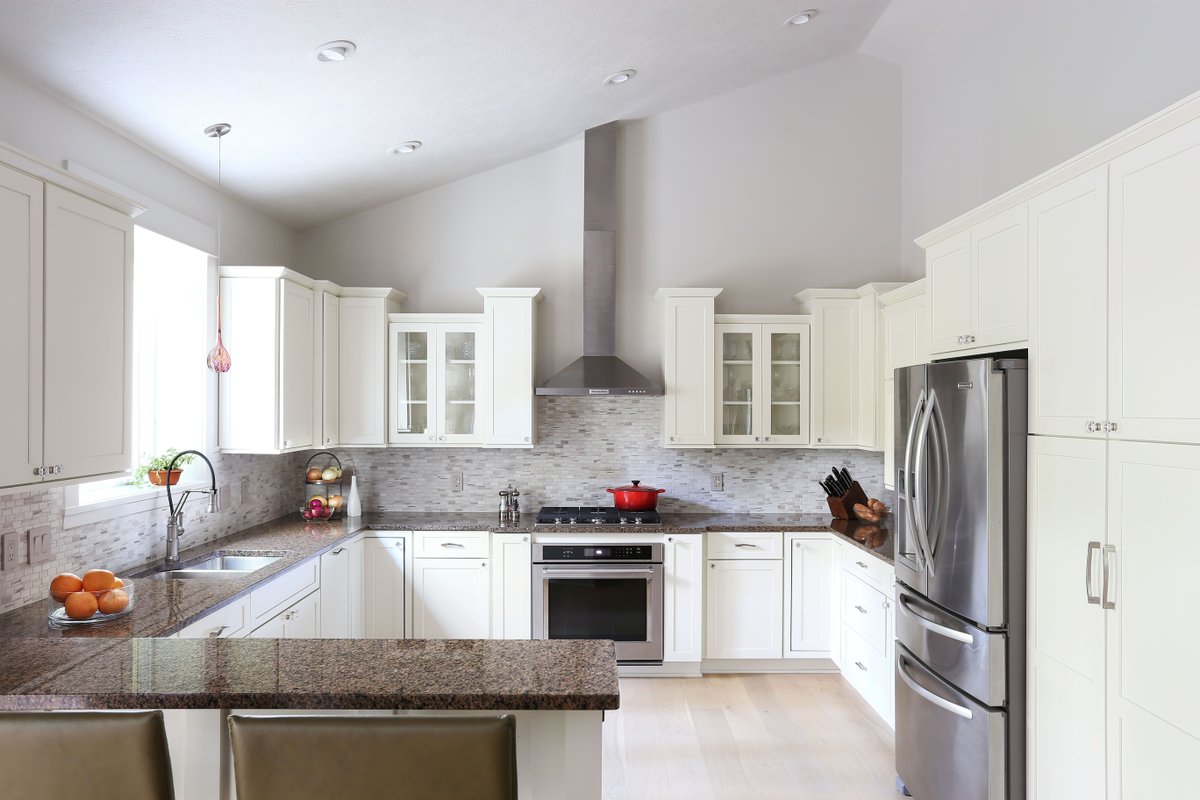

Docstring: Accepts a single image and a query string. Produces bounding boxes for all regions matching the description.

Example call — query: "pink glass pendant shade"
[207,294,231,373]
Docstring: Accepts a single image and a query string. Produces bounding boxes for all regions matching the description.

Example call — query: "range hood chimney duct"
[537,122,663,396]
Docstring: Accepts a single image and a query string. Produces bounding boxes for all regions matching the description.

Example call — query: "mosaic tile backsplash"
[332,397,884,515]
[0,398,882,615]
[0,451,305,614]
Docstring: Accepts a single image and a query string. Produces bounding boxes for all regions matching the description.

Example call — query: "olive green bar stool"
[228,714,517,800]
[0,710,175,799]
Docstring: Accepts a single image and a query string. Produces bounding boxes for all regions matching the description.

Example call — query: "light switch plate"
[1,532,17,570]
[710,473,725,492]
[451,472,464,492]
[29,526,52,565]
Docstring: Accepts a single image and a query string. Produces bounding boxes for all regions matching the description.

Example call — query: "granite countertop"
[0,511,892,640]
[0,637,619,711]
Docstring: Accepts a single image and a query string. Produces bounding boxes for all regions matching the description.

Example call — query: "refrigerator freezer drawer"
[896,584,1007,707]
[896,646,1008,800]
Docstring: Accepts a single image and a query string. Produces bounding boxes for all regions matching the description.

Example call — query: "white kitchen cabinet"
[363,534,410,639]
[478,288,541,448]
[43,185,134,480]
[175,596,251,639]
[339,289,405,447]
[1108,116,1200,445]
[1105,440,1200,796]
[1027,168,1109,438]
[879,281,929,489]
[217,267,315,454]
[705,550,784,660]
[926,206,1028,356]
[389,317,484,446]
[315,285,341,448]
[246,590,320,639]
[784,535,833,657]
[714,319,811,447]
[657,289,721,448]
[412,557,491,639]
[0,163,43,488]
[490,533,531,640]
[319,537,364,639]
[663,533,703,663]
[1027,435,1107,800]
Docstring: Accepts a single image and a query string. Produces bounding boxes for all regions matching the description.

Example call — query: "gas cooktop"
[535,506,662,526]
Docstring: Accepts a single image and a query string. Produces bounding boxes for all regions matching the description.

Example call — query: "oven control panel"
[538,545,657,562]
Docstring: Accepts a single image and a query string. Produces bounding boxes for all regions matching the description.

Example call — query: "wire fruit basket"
[302,452,344,521]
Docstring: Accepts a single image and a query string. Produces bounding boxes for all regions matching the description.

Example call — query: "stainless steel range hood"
[536,122,663,396]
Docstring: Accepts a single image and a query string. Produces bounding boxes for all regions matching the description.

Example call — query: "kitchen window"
[64,226,213,526]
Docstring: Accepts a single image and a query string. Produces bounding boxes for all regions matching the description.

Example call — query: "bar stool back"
[0,710,174,799]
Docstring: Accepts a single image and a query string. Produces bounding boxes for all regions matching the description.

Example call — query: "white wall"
[898,0,1200,276]
[0,65,296,264]
[299,52,903,381]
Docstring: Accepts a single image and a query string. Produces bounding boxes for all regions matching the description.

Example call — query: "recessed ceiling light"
[387,141,422,155]
[603,69,637,86]
[312,40,356,62]
[785,9,818,25]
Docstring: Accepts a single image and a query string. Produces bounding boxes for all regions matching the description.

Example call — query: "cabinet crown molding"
[878,279,926,307]
[339,286,407,304]
[476,287,543,301]
[654,288,723,301]
[220,265,315,288]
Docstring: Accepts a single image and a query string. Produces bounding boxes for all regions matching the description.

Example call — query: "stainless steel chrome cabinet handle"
[855,661,867,671]
[542,567,654,575]
[854,605,868,614]
[332,547,346,555]
[209,625,230,638]
[734,543,760,548]
[764,437,771,442]
[1085,541,1101,605]
[855,561,868,569]
[1102,545,1117,610]
[441,542,465,549]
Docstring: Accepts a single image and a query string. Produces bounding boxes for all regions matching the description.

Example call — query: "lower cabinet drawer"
[840,545,893,591]
[842,573,888,654]
[414,531,489,559]
[708,532,783,560]
[842,624,890,712]
[250,559,320,626]
[175,597,250,639]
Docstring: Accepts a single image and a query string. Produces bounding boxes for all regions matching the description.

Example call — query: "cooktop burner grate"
[535,506,662,525]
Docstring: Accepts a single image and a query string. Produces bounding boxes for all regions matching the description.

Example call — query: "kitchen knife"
[817,480,833,497]
[822,477,839,496]
[839,467,854,489]
[827,475,845,496]
[830,468,848,493]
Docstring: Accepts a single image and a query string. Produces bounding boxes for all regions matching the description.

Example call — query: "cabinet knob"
[669,436,676,442]
[764,437,770,442]
[480,561,487,568]
[1086,421,1099,433]
[710,563,716,569]
[817,437,823,443]
[428,435,435,441]
[284,440,292,447]
[439,435,446,441]
[524,436,530,442]
[667,536,674,543]
[754,436,761,442]
[209,625,230,638]
[523,536,529,543]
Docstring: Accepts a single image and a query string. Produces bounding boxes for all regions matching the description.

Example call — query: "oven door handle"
[539,567,655,575]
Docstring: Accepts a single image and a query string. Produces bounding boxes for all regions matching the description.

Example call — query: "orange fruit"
[98,588,129,615]
[64,591,98,620]
[81,569,116,592]
[49,573,83,603]
[111,577,125,589]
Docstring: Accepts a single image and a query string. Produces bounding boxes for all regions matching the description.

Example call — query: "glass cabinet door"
[761,324,811,444]
[435,323,483,445]
[715,324,761,445]
[389,323,435,444]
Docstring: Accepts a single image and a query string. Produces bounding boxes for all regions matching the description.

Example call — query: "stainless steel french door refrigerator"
[893,357,1027,800]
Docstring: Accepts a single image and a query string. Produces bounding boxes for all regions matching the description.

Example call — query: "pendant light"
[204,122,232,373]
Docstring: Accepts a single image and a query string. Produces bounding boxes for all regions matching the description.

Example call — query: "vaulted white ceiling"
[0,0,891,230]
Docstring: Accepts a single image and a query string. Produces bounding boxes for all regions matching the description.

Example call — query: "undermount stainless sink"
[139,553,283,580]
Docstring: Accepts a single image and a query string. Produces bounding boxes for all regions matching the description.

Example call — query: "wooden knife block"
[826,481,869,520]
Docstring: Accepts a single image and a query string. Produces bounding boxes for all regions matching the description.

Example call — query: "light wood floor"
[602,674,897,800]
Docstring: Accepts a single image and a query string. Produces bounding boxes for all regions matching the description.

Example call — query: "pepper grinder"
[510,489,520,519]
[498,488,512,521]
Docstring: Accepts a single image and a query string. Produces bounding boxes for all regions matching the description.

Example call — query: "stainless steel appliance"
[893,357,1027,800]
[535,506,662,526]
[532,542,664,663]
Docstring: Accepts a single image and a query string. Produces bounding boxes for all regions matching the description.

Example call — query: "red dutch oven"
[607,480,666,512]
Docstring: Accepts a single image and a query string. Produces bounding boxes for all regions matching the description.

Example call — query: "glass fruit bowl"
[47,583,135,627]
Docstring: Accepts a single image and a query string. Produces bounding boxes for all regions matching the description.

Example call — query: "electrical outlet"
[240,476,251,507]
[29,527,52,565]
[710,473,724,492]
[1,532,17,570]
[451,472,464,492]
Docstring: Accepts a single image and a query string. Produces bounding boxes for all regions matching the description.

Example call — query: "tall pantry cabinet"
[1025,107,1200,799]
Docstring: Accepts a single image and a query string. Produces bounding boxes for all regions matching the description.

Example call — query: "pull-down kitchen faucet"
[164,450,220,566]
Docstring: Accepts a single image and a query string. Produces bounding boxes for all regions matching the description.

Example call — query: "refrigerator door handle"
[925,392,949,559]
[898,594,974,644]
[913,393,937,576]
[897,652,974,720]
[902,389,928,569]
[1085,541,1102,605]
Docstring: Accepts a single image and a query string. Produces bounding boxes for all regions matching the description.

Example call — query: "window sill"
[64,482,209,530]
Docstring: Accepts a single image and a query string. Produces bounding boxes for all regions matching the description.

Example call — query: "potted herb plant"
[134,448,196,486]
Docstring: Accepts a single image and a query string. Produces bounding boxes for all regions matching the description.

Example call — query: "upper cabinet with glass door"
[714,318,811,447]
[388,316,483,446]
